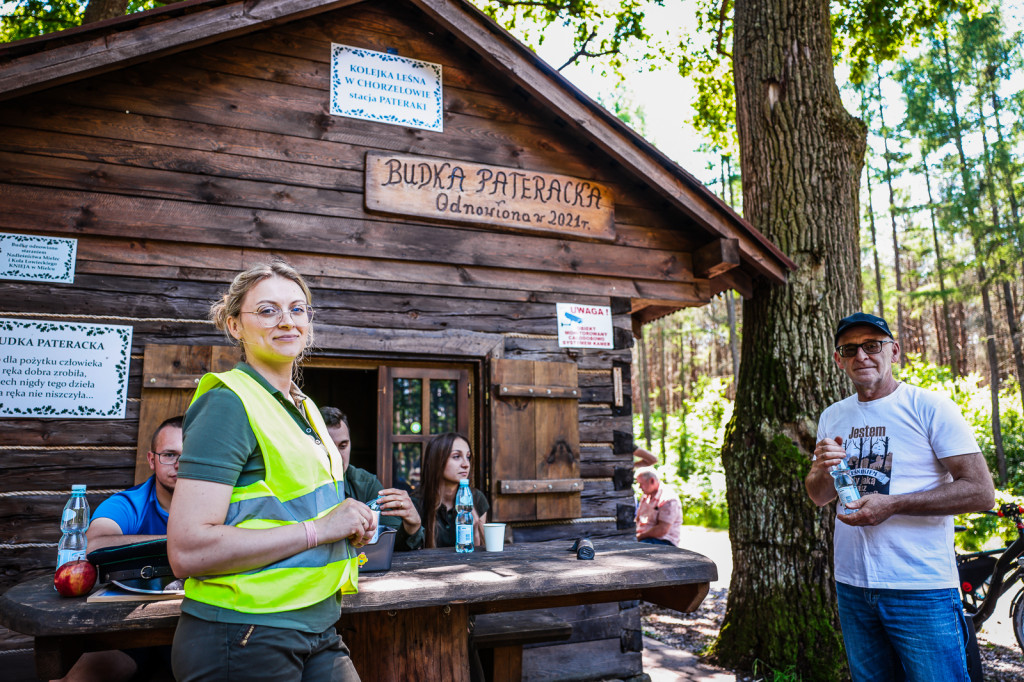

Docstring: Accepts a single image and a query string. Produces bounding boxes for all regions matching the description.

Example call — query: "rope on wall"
[0,446,133,451]
[502,332,557,339]
[0,311,211,324]
[0,489,122,497]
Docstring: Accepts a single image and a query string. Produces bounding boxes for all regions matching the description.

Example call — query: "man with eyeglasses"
[54,417,183,682]
[87,415,183,552]
[806,312,994,682]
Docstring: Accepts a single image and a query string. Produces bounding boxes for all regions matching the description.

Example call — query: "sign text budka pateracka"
[365,152,615,240]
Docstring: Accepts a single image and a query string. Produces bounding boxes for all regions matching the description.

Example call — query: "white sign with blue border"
[330,44,443,132]
[556,303,614,349]
[0,318,133,419]
[0,232,77,283]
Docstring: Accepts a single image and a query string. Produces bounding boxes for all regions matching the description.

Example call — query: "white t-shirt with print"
[816,382,980,590]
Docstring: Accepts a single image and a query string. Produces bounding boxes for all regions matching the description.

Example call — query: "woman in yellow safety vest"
[167,259,374,682]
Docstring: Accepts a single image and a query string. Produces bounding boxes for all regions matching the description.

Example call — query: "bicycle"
[955,502,1024,661]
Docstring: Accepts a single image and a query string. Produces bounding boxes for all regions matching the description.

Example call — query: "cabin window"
[382,367,471,493]
[303,362,472,491]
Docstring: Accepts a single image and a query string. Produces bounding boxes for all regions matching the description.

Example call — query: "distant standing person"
[807,312,994,681]
[414,432,488,548]
[168,260,373,681]
[320,406,424,550]
[53,416,183,682]
[634,467,682,546]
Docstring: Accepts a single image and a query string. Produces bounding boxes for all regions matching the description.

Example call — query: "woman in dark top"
[415,432,488,548]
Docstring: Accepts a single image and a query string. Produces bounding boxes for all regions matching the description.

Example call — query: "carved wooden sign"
[365,151,615,240]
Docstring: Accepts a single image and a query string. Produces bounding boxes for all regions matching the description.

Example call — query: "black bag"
[87,538,179,593]
[359,527,397,573]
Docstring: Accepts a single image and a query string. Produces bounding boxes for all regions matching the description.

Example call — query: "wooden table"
[0,538,716,681]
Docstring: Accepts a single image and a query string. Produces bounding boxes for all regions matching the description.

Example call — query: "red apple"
[54,560,97,597]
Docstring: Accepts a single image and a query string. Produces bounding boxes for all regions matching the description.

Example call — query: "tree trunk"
[922,155,961,376]
[658,321,668,461]
[82,0,130,24]
[638,327,652,449]
[726,291,741,381]
[864,144,885,319]
[715,0,864,676]
[876,71,906,366]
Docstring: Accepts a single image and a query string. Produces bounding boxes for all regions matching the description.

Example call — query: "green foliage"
[897,355,1024,546]
[1,0,162,43]
[634,376,732,529]
[752,659,802,682]
[1,0,84,42]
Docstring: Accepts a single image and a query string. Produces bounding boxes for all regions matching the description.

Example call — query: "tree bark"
[82,0,131,24]
[715,0,864,676]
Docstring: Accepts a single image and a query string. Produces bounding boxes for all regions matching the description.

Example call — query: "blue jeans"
[835,582,969,682]
[639,537,674,546]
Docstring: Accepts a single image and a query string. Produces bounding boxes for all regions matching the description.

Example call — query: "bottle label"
[837,486,860,513]
[57,548,86,568]
[456,524,473,547]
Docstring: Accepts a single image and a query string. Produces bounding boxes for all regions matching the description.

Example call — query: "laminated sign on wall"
[330,44,443,132]
[0,318,133,418]
[556,303,613,349]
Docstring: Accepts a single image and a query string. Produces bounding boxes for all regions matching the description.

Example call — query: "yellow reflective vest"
[184,369,359,614]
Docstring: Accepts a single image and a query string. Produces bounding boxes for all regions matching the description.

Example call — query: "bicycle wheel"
[1013,585,1024,653]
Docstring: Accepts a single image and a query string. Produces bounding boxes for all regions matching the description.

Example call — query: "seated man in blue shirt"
[87,415,182,551]
[320,407,424,550]
[54,416,182,682]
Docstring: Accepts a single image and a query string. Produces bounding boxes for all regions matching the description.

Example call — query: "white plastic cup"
[483,523,506,552]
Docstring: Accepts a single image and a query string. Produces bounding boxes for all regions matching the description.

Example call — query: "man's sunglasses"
[835,340,895,358]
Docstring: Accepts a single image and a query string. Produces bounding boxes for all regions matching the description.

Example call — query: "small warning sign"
[556,303,613,349]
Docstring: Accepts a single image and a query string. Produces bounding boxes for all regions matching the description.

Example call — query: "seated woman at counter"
[414,432,489,548]
[167,259,374,682]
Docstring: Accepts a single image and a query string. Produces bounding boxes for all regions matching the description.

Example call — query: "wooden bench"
[474,610,573,682]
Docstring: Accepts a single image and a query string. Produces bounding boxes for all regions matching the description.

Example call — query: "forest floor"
[643,526,1024,681]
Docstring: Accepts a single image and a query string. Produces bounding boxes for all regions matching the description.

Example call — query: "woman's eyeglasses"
[242,304,314,328]
[835,340,894,358]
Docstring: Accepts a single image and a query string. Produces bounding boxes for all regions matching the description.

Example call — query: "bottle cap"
[71,484,87,493]
[459,478,469,485]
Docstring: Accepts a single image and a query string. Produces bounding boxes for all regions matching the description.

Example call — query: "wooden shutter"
[489,358,582,522]
[134,344,238,483]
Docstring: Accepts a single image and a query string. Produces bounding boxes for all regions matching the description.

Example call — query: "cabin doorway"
[303,360,474,493]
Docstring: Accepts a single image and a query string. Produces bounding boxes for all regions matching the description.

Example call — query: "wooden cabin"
[0,0,793,677]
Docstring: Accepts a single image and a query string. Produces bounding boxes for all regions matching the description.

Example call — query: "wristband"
[303,520,318,549]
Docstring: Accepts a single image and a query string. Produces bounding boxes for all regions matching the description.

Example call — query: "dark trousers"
[172,612,360,682]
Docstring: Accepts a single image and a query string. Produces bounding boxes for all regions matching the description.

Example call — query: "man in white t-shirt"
[806,312,994,682]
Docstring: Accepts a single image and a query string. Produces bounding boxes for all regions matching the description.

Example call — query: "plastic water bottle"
[831,458,861,515]
[455,479,474,553]
[57,484,90,568]
[367,497,382,543]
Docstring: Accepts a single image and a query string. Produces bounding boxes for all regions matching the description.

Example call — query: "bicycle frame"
[958,504,1024,630]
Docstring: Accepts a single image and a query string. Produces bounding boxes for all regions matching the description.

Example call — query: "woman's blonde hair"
[210,259,315,369]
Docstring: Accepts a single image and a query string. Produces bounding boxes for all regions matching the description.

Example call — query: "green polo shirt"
[178,362,341,633]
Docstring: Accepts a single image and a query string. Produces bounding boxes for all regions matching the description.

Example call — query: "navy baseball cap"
[834,312,894,345]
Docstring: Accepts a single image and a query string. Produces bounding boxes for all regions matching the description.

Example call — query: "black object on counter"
[575,538,595,560]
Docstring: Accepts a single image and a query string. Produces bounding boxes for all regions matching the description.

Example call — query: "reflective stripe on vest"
[184,369,359,613]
